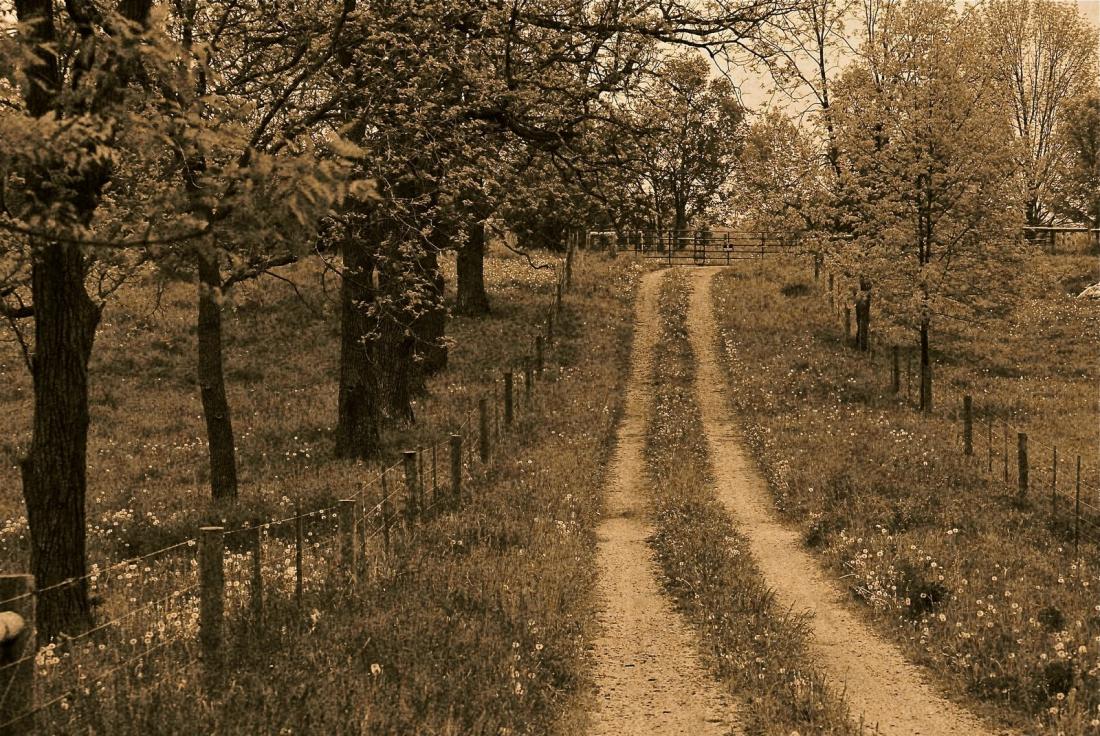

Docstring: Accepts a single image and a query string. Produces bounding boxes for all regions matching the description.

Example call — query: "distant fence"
[0,245,578,733]
[1021,226,1100,253]
[589,230,806,265]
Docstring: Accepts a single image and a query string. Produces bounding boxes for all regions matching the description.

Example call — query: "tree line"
[1,0,1095,646]
[0,0,800,644]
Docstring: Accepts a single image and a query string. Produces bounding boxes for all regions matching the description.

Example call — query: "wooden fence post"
[891,346,900,394]
[844,307,851,344]
[358,494,368,560]
[504,371,514,426]
[380,473,391,554]
[294,505,304,607]
[963,396,973,456]
[451,434,463,506]
[535,336,544,378]
[0,574,35,736]
[403,451,419,520]
[524,356,533,404]
[338,499,358,582]
[417,448,425,513]
[250,527,263,627]
[431,445,438,507]
[1051,447,1058,521]
[1017,433,1029,498]
[1075,456,1081,559]
[987,418,993,474]
[200,526,225,672]
[479,397,490,462]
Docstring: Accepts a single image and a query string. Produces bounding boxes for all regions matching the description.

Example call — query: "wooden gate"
[621,230,805,265]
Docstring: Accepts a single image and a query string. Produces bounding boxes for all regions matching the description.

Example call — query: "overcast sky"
[737,0,1100,111]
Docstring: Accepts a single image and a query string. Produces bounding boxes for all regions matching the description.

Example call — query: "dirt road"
[588,269,743,736]
[685,267,1007,736]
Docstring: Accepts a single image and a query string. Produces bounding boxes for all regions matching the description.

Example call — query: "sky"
[736,0,1100,111]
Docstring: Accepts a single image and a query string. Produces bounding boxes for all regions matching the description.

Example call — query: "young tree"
[729,110,828,232]
[1052,90,1100,238]
[981,0,1099,228]
[0,0,359,638]
[165,0,363,500]
[636,52,744,240]
[832,0,1023,410]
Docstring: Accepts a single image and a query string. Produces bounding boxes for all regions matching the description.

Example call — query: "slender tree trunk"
[20,242,100,643]
[855,278,871,352]
[919,317,932,413]
[413,238,447,375]
[335,239,381,459]
[196,249,238,500]
[456,219,490,315]
[673,200,687,249]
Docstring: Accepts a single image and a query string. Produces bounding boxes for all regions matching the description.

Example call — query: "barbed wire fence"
[815,260,1100,562]
[0,243,578,734]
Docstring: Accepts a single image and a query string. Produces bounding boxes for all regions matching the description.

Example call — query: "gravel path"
[685,267,1010,736]
[588,269,743,736]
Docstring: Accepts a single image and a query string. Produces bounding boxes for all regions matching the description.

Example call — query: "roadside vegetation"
[1,249,640,734]
[711,255,1100,734]
[645,268,855,735]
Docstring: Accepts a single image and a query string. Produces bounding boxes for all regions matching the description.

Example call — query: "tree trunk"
[855,278,871,352]
[673,201,687,249]
[456,220,490,315]
[20,242,100,643]
[412,241,447,375]
[335,239,381,459]
[919,318,932,413]
[196,250,238,501]
[370,232,417,424]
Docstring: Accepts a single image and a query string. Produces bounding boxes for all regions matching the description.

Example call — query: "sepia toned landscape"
[1,0,1098,734]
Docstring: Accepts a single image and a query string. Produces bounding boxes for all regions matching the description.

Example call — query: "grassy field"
[711,254,1100,734]
[0,246,641,734]
[645,268,855,735]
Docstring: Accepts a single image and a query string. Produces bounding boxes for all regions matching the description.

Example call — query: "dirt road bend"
[588,270,743,736]
[686,267,1007,736]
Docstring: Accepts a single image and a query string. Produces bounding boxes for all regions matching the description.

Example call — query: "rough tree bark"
[413,233,448,375]
[20,243,101,643]
[456,219,490,315]
[15,0,150,642]
[335,238,382,459]
[196,250,238,500]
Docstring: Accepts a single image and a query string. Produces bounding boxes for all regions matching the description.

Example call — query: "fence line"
[813,259,1100,558]
[0,244,579,733]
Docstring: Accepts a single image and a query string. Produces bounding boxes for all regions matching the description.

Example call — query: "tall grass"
[711,257,1099,734]
[645,268,855,736]
[2,248,641,734]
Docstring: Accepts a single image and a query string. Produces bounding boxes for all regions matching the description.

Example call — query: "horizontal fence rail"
[587,230,808,265]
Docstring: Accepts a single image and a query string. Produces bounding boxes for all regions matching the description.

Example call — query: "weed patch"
[711,258,1100,734]
[645,268,855,736]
